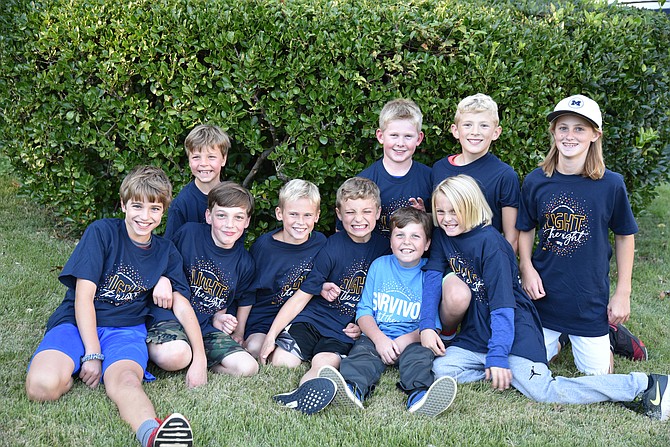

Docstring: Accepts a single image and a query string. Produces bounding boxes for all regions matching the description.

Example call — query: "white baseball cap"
[547,94,602,129]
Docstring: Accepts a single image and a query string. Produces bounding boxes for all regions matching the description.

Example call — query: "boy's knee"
[148,341,192,371]
[270,349,303,369]
[25,374,71,402]
[235,357,259,377]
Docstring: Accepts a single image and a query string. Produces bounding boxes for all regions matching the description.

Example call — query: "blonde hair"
[184,124,231,158]
[432,175,492,231]
[336,177,381,210]
[208,181,254,216]
[378,98,423,133]
[119,165,172,209]
[454,93,499,126]
[278,179,321,209]
[539,117,605,180]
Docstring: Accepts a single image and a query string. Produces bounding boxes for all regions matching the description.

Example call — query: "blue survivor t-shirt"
[47,218,190,331]
[292,231,390,344]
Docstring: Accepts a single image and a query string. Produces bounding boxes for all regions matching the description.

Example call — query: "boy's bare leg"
[244,333,265,359]
[147,340,192,371]
[25,350,75,401]
[439,275,472,334]
[212,351,259,377]
[103,360,156,432]
[269,346,303,369]
[300,352,340,385]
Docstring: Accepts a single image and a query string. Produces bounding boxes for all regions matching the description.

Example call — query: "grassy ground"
[1,164,669,446]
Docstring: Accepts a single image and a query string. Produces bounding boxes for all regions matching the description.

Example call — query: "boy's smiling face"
[376,119,424,166]
[121,198,164,244]
[451,111,501,160]
[336,198,381,243]
[275,198,320,245]
[189,146,227,191]
[206,204,250,249]
[390,222,430,268]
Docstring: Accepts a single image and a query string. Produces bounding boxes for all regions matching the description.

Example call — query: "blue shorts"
[30,323,149,378]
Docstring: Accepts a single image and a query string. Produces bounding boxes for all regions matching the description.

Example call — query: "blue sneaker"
[318,365,364,410]
[272,377,336,415]
[641,374,670,420]
[407,376,457,417]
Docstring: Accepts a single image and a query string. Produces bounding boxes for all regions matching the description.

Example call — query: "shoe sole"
[153,413,193,447]
[409,376,457,417]
[318,365,364,410]
[273,377,336,415]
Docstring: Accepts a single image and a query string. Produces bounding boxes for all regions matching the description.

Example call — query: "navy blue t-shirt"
[336,159,432,237]
[46,218,190,331]
[163,181,208,239]
[149,222,255,335]
[425,226,547,364]
[516,168,638,336]
[245,229,327,337]
[292,231,390,344]
[431,153,519,233]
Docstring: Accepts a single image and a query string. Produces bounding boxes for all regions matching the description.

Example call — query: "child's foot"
[317,365,364,410]
[609,323,648,361]
[148,413,193,447]
[407,376,457,417]
[642,374,669,420]
[272,377,336,415]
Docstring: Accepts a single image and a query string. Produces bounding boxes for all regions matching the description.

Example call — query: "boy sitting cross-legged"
[259,177,390,415]
[244,179,327,359]
[319,207,457,416]
[147,181,258,378]
[26,165,199,447]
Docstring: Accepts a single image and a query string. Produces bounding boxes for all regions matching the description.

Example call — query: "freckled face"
[390,222,430,268]
[551,114,601,165]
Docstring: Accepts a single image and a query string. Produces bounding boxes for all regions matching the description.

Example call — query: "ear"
[375,128,384,144]
[416,131,425,146]
[275,206,283,221]
[243,215,251,229]
[590,129,603,143]
[120,199,127,212]
[335,207,342,221]
[492,125,502,140]
[450,123,459,139]
[221,152,228,167]
[375,206,382,220]
[205,208,212,224]
[424,238,431,252]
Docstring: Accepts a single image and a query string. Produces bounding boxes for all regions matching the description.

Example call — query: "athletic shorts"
[275,322,353,362]
[30,323,149,378]
[146,320,245,368]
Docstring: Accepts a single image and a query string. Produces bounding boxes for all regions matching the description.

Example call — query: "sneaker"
[641,374,670,420]
[609,323,648,361]
[558,333,570,350]
[317,365,364,410]
[148,413,193,447]
[407,376,457,417]
[272,377,336,415]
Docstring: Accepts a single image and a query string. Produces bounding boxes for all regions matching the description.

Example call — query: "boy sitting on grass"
[26,165,200,447]
[147,181,258,378]
[244,179,327,358]
[259,177,390,415]
[319,207,457,417]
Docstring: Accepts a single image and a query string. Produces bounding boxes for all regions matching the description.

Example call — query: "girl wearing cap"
[516,95,641,376]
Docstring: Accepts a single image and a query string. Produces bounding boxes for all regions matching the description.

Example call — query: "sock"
[137,418,160,447]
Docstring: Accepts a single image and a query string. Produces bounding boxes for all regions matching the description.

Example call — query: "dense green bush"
[1,0,670,240]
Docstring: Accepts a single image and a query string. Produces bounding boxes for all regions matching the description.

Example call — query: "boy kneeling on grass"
[26,166,201,447]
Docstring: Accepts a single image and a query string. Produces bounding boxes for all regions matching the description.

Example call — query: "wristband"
[80,353,105,363]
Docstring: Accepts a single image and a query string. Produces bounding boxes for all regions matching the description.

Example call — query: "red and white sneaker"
[609,323,648,361]
[148,413,193,447]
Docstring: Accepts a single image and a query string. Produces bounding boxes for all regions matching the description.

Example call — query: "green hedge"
[1,0,670,240]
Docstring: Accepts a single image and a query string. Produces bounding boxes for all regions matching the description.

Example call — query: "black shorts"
[277,322,353,361]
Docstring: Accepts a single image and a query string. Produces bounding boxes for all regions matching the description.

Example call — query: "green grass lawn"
[1,167,669,447]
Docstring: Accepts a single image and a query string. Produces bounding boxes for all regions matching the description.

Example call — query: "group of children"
[25,94,668,447]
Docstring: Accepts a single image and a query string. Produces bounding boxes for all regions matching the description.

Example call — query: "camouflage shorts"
[146,320,245,368]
